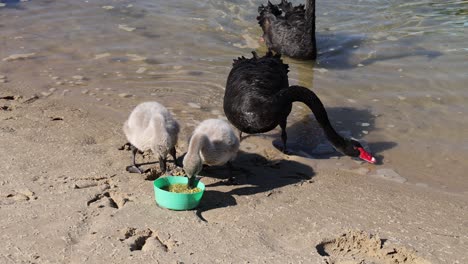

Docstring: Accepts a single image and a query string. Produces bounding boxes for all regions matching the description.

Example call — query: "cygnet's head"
[183,155,203,187]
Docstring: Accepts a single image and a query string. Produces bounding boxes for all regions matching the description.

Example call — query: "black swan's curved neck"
[279,85,346,149]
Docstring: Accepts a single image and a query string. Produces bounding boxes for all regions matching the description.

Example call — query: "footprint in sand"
[118,227,178,252]
[0,94,25,111]
[1,188,37,205]
[86,191,130,209]
[316,230,430,264]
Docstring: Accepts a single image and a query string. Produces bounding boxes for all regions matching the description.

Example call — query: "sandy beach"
[1,87,466,263]
[1,0,468,263]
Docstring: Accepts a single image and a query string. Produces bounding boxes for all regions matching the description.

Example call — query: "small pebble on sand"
[361,122,370,127]
[187,102,201,109]
[119,93,132,98]
[3,53,36,61]
[127,54,146,61]
[362,130,369,134]
[357,64,364,67]
[72,75,85,81]
[347,99,357,103]
[0,3,6,7]
[398,96,406,100]
[118,24,136,32]
[102,6,114,10]
[136,67,147,74]
[94,53,111,60]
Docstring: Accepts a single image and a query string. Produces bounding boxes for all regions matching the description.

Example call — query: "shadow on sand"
[194,150,315,222]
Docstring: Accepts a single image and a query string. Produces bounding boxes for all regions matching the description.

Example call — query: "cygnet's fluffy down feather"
[123,102,179,172]
[183,119,239,179]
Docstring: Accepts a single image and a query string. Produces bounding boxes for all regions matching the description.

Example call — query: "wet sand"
[1,87,467,263]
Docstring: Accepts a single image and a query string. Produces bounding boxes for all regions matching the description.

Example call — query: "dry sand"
[1,88,467,263]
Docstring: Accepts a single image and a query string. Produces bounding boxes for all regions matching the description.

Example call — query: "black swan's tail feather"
[257,1,282,26]
[232,50,288,74]
[278,0,305,16]
[278,0,293,12]
[256,0,316,59]
[258,1,282,17]
[257,0,305,22]
[251,51,259,59]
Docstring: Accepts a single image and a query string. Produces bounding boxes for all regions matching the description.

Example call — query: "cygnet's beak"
[357,147,376,164]
[187,175,197,189]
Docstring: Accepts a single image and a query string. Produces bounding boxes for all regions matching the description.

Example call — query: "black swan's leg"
[279,121,288,153]
[159,155,168,174]
[170,146,177,166]
[126,145,143,174]
[239,131,243,141]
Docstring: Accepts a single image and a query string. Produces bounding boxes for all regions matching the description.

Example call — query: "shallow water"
[1,0,467,192]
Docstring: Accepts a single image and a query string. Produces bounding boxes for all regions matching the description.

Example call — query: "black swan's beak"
[357,147,376,164]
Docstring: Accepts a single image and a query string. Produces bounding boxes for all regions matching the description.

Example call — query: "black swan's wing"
[223,51,290,133]
[227,51,288,98]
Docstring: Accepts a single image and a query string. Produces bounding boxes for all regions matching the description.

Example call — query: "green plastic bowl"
[153,176,205,210]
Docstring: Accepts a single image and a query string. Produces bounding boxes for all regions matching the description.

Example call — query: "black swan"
[223,51,376,163]
[257,0,317,60]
